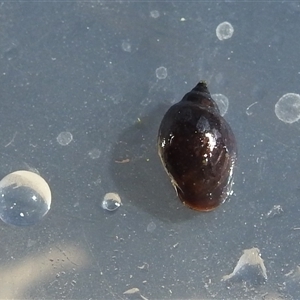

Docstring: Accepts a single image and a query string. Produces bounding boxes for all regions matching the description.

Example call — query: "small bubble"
[147,221,156,232]
[88,148,101,159]
[121,41,131,52]
[102,193,121,211]
[155,66,168,79]
[150,10,160,18]
[57,131,73,146]
[216,21,234,41]
[212,94,229,116]
[0,170,51,226]
[275,93,300,123]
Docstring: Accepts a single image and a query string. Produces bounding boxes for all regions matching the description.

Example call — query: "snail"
[157,81,237,211]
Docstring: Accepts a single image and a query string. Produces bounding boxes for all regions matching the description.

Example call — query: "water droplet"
[155,66,167,79]
[150,10,160,18]
[216,21,234,41]
[211,93,229,116]
[121,41,131,52]
[88,148,101,159]
[0,170,51,226]
[146,221,156,233]
[57,131,73,146]
[275,93,300,123]
[102,193,121,211]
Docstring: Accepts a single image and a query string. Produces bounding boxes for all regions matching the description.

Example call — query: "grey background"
[0,1,299,299]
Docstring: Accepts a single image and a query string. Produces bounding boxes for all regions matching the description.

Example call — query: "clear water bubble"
[150,10,160,18]
[0,170,51,226]
[88,148,101,159]
[155,66,168,79]
[216,21,234,41]
[102,192,121,211]
[121,41,131,52]
[146,221,156,233]
[211,93,229,116]
[275,93,300,123]
[57,131,73,146]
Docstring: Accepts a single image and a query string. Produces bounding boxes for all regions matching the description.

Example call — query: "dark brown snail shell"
[157,81,237,211]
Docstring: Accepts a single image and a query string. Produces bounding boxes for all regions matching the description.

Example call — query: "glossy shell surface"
[158,81,237,211]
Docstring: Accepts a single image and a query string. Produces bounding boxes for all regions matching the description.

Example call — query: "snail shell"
[157,81,237,211]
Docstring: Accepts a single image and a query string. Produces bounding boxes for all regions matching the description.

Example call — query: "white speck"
[155,66,168,79]
[5,131,17,147]
[246,101,259,116]
[88,148,101,159]
[57,131,73,146]
[121,41,131,52]
[211,94,229,116]
[93,176,102,186]
[20,212,24,217]
[102,193,122,211]
[216,21,234,41]
[70,280,76,286]
[275,93,300,123]
[123,288,148,300]
[150,10,160,18]
[266,205,283,218]
[140,97,151,106]
[180,17,186,21]
[147,221,156,232]
[172,242,179,248]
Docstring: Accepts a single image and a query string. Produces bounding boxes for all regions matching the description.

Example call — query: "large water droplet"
[275,93,300,123]
[102,193,121,211]
[57,131,73,146]
[0,170,51,226]
[216,21,234,41]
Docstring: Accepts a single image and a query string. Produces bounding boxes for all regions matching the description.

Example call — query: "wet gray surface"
[0,2,300,299]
